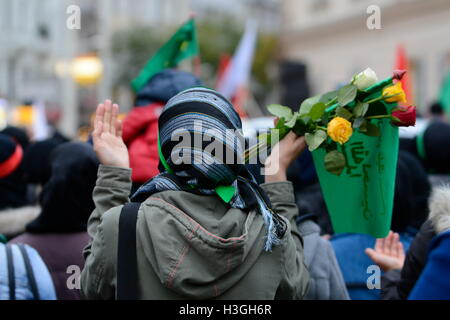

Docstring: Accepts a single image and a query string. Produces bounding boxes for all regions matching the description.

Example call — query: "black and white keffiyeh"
[132,87,286,251]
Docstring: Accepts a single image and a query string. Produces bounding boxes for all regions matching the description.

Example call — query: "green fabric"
[215,185,236,203]
[81,165,309,299]
[0,234,7,244]
[157,133,174,174]
[131,19,199,92]
[312,117,399,238]
[439,71,450,121]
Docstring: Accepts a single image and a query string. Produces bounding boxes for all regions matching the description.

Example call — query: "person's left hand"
[92,99,130,169]
[365,231,405,272]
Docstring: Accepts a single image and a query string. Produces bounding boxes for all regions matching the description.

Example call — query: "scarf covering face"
[132,87,286,251]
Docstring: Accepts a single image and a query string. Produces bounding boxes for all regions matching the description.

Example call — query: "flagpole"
[189,13,201,78]
[193,56,201,78]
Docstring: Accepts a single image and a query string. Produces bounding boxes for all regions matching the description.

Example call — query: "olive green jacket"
[81,165,309,299]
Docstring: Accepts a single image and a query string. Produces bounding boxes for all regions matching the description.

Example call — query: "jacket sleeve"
[298,220,349,300]
[122,107,154,144]
[261,181,310,299]
[408,232,450,299]
[381,269,402,300]
[381,219,435,300]
[81,165,132,300]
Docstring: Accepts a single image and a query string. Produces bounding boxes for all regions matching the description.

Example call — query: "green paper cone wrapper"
[312,118,399,237]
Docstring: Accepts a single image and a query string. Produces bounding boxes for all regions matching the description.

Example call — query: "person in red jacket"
[122,69,202,192]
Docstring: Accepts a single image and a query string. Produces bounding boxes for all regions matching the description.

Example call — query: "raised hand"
[92,99,130,169]
[365,231,405,272]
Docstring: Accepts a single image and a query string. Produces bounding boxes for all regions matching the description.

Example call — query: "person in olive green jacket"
[81,88,309,300]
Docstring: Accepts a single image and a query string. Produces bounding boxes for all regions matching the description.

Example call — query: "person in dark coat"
[409,229,450,299]
[409,186,450,299]
[22,132,69,185]
[122,69,202,191]
[296,200,349,300]
[0,133,26,207]
[428,101,446,121]
[1,126,30,150]
[11,142,99,300]
[0,133,37,238]
[379,220,435,299]
[390,151,431,231]
[400,120,450,174]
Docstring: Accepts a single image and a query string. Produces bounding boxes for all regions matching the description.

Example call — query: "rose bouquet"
[249,68,417,237]
[247,68,416,176]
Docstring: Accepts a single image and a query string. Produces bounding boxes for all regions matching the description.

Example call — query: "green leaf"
[353,102,369,117]
[319,90,339,104]
[302,116,312,125]
[324,150,346,176]
[299,95,321,117]
[353,117,365,129]
[275,117,292,139]
[275,117,285,128]
[321,112,329,126]
[305,130,327,151]
[337,84,357,107]
[359,119,368,132]
[362,122,380,137]
[267,104,293,120]
[285,112,299,128]
[309,102,327,120]
[292,118,308,136]
[336,106,353,121]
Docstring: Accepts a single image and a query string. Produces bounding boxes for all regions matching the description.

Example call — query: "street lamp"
[71,54,103,85]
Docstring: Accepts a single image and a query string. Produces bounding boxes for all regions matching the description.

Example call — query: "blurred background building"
[0,0,279,137]
[280,0,450,114]
[0,0,449,137]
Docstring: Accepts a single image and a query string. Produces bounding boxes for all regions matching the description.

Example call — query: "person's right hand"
[92,99,130,169]
[365,231,405,272]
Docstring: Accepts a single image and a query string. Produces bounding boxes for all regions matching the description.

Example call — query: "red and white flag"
[217,20,258,118]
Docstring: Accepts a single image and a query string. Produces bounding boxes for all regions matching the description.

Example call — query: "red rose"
[391,105,416,127]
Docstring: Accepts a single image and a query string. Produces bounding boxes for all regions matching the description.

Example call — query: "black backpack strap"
[5,244,15,300]
[18,244,41,300]
[117,202,141,300]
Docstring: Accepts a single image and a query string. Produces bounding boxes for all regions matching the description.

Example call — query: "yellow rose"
[327,117,353,144]
[382,82,407,104]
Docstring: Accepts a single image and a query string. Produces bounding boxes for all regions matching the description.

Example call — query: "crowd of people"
[1,69,450,300]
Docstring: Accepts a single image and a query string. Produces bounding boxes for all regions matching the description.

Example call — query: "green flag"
[439,71,450,121]
[131,19,199,92]
[312,80,399,238]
